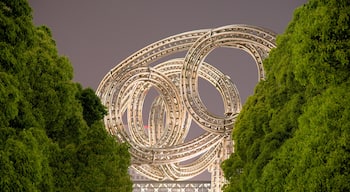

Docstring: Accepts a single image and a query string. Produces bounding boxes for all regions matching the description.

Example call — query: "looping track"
[96,24,276,190]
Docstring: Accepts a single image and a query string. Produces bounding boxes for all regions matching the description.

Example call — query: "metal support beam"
[96,25,276,191]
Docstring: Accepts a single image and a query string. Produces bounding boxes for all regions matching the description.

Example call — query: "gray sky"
[28,0,308,180]
[28,0,306,93]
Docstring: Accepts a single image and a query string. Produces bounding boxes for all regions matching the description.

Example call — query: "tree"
[0,0,132,191]
[222,0,350,191]
[77,86,107,127]
[75,122,132,191]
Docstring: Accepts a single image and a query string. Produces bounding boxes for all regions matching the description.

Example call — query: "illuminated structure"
[96,25,276,191]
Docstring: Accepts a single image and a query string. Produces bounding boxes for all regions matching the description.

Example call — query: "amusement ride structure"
[96,25,276,191]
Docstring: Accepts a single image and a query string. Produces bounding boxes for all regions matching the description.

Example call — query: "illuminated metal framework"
[96,25,276,191]
[133,181,211,192]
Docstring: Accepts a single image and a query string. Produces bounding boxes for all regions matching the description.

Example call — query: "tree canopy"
[222,0,350,191]
[0,0,132,191]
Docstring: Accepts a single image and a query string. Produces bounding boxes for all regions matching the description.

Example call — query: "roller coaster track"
[96,25,276,191]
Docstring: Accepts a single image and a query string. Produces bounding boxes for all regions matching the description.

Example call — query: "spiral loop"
[96,25,276,182]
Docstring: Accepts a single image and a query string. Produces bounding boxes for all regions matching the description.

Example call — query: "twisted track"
[96,24,276,191]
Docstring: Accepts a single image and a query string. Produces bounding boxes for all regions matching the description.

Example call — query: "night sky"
[28,0,308,180]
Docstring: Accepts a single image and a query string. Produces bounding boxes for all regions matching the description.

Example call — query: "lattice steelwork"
[133,181,211,192]
[96,25,276,191]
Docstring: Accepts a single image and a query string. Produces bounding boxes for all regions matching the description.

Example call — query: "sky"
[28,0,308,180]
[28,0,307,97]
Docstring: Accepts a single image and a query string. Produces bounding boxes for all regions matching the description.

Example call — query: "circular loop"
[96,25,276,181]
[181,25,276,133]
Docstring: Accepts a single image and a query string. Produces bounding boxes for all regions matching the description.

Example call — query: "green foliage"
[0,73,19,127]
[0,0,132,191]
[0,128,54,191]
[77,86,107,127]
[222,0,350,191]
[75,122,132,191]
